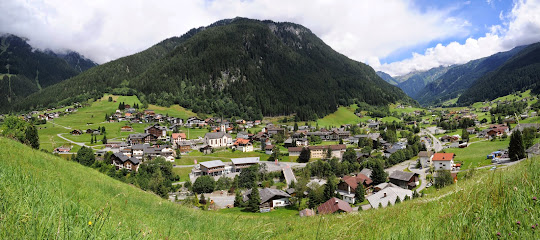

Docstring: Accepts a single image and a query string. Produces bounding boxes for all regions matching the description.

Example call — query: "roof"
[432,153,455,161]
[360,168,372,178]
[204,132,232,139]
[317,197,353,214]
[128,133,150,139]
[243,188,291,203]
[234,138,251,145]
[231,157,260,165]
[288,147,303,152]
[367,186,413,208]
[171,133,186,139]
[113,152,129,162]
[526,143,540,155]
[342,174,373,190]
[200,160,225,169]
[265,145,274,150]
[418,151,433,158]
[389,170,416,182]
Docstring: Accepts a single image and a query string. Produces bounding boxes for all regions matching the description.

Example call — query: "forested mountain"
[376,71,399,85]
[415,45,526,106]
[11,18,414,120]
[395,66,452,98]
[457,42,540,105]
[0,34,97,111]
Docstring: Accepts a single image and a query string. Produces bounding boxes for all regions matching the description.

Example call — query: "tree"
[434,170,453,189]
[192,175,215,194]
[183,180,192,191]
[269,146,281,161]
[246,187,261,212]
[75,146,95,166]
[199,193,207,205]
[234,190,244,207]
[323,175,337,202]
[297,147,311,163]
[90,135,94,144]
[102,134,107,144]
[325,147,332,159]
[522,127,536,149]
[238,165,258,189]
[342,148,357,163]
[461,128,469,142]
[103,151,113,165]
[25,124,39,149]
[294,122,299,131]
[108,96,113,102]
[371,162,387,185]
[509,130,526,161]
[355,183,365,203]
[215,177,232,191]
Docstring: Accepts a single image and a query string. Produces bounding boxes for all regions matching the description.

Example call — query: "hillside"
[415,45,526,106]
[0,34,97,111]
[10,18,414,120]
[395,66,452,99]
[376,71,399,85]
[458,42,540,105]
[1,137,539,239]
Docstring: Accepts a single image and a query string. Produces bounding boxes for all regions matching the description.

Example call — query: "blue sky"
[1,0,539,76]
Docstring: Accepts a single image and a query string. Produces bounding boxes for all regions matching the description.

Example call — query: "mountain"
[376,71,399,85]
[457,42,540,105]
[0,34,97,111]
[10,18,414,120]
[394,66,452,98]
[414,45,526,106]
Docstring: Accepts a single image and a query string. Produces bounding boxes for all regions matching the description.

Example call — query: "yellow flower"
[88,221,92,226]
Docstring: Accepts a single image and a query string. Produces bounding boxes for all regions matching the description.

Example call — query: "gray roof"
[200,160,225,169]
[526,143,540,155]
[367,186,412,208]
[360,168,372,178]
[113,152,129,161]
[129,133,149,139]
[418,151,434,157]
[243,188,291,203]
[389,171,416,181]
[231,157,260,165]
[204,132,232,139]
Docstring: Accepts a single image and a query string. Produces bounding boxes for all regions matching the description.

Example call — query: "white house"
[432,153,455,171]
[204,132,233,148]
[418,151,434,168]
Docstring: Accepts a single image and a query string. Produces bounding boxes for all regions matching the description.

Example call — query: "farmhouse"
[233,138,253,152]
[171,133,187,147]
[145,125,167,138]
[337,174,373,204]
[70,129,83,135]
[110,152,140,172]
[389,171,419,190]
[128,133,156,145]
[432,153,455,171]
[418,151,434,168]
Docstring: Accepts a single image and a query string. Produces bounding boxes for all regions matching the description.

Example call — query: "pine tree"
[297,147,311,163]
[509,130,525,161]
[90,135,94,144]
[355,183,365,203]
[395,197,401,204]
[25,124,39,149]
[294,122,298,131]
[102,134,107,144]
[234,190,244,207]
[323,175,337,202]
[246,187,261,212]
[371,162,388,185]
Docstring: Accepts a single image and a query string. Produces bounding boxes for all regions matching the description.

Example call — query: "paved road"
[423,130,443,152]
[282,164,297,186]
[57,133,86,147]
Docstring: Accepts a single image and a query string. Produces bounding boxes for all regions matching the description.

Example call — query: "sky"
[1,0,540,76]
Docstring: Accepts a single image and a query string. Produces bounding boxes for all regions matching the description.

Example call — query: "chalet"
[120,126,133,132]
[231,157,260,172]
[237,131,250,140]
[233,138,253,152]
[111,152,140,172]
[177,141,192,153]
[367,122,380,129]
[70,129,83,135]
[186,117,206,127]
[204,132,233,148]
[466,127,476,134]
[128,133,156,145]
[265,145,274,155]
[383,147,400,158]
[266,126,285,136]
[389,171,419,190]
[171,133,187,147]
[200,160,225,176]
[317,198,352,214]
[145,125,167,138]
[432,153,455,171]
[367,184,413,208]
[243,188,291,209]
[418,151,434,168]
[337,174,373,204]
[143,110,155,115]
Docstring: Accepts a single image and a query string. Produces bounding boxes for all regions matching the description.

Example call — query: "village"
[4,92,540,216]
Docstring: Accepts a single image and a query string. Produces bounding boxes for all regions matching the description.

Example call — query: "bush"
[192,175,215,194]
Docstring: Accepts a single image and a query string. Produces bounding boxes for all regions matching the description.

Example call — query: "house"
[70,129,83,135]
[383,147,400,158]
[199,145,213,155]
[287,145,346,159]
[53,146,71,153]
[204,132,233,148]
[389,171,419,190]
[432,153,455,171]
[145,125,167,138]
[526,143,540,158]
[337,174,373,204]
[186,117,206,127]
[233,138,253,152]
[231,157,259,172]
[237,131,249,140]
[200,160,225,176]
[317,197,353,214]
[128,133,156,145]
[171,133,187,147]
[120,126,134,132]
[177,141,192,153]
[466,127,476,134]
[266,126,285,136]
[265,145,274,155]
[360,168,372,178]
[367,122,380,129]
[243,188,291,209]
[418,151,434,168]
[299,209,316,217]
[110,152,140,172]
[367,185,413,208]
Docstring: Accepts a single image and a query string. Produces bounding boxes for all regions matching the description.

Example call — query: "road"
[57,133,86,147]
[422,130,443,152]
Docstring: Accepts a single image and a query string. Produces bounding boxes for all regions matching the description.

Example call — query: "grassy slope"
[445,139,509,170]
[2,137,540,239]
[316,105,363,127]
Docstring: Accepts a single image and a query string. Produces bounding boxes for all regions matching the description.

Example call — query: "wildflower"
[525,208,528,212]
[534,196,537,201]
[532,225,536,230]
[513,186,517,191]
[497,232,501,236]
[88,221,92,226]
[517,221,521,225]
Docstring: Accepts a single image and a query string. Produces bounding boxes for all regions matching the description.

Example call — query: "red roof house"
[317,197,353,214]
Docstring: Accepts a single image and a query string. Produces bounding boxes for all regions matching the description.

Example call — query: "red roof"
[171,133,186,139]
[432,153,455,161]
[317,197,353,214]
[234,138,251,145]
[342,174,373,190]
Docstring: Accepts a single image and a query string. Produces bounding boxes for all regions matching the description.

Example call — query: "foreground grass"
[1,137,540,239]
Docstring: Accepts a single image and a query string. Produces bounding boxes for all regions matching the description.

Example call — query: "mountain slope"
[1,137,539,239]
[376,71,399,85]
[395,66,452,98]
[458,42,540,105]
[11,18,413,120]
[415,45,526,106]
[0,34,97,111]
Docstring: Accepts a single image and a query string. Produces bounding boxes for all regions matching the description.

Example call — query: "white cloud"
[0,0,471,65]
[377,0,540,76]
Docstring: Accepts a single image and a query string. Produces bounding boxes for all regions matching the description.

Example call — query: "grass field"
[147,104,197,119]
[172,167,192,182]
[2,137,540,239]
[316,105,363,127]
[445,138,509,170]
